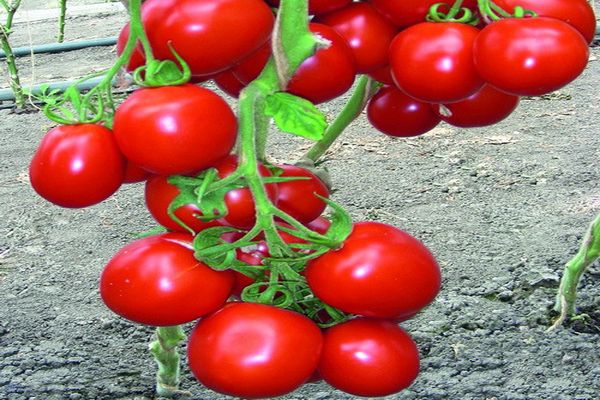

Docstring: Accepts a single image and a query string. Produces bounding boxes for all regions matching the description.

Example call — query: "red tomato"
[143,0,274,76]
[276,165,329,224]
[99,233,234,326]
[305,221,441,319]
[389,22,483,103]
[431,84,520,128]
[367,85,441,137]
[231,41,271,85]
[113,84,237,176]
[368,65,394,85]
[215,155,279,230]
[116,24,145,72]
[494,0,596,43]
[123,161,150,184]
[213,70,246,98]
[474,17,589,97]
[231,250,263,298]
[317,2,397,73]
[145,175,222,233]
[370,0,478,27]
[287,23,356,104]
[319,319,420,396]
[305,216,331,234]
[29,124,125,208]
[187,302,323,398]
[266,0,352,15]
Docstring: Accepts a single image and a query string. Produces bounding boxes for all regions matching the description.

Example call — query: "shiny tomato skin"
[319,319,420,397]
[231,41,271,85]
[213,70,245,98]
[29,124,125,208]
[145,175,222,233]
[368,64,394,85]
[99,233,234,326]
[473,17,589,97]
[494,0,596,43]
[143,0,274,76]
[287,23,356,104]
[187,302,323,399]
[116,24,145,72]
[432,84,520,128]
[215,155,279,230]
[389,22,483,103]
[305,221,441,319]
[317,2,397,73]
[370,0,477,27]
[113,84,237,176]
[276,165,329,224]
[367,85,441,137]
[305,216,331,234]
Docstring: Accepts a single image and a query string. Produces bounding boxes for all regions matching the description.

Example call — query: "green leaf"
[319,196,353,245]
[265,92,327,140]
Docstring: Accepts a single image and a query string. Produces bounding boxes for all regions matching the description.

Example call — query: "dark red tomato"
[232,250,263,297]
[145,175,222,233]
[287,23,356,104]
[100,233,234,326]
[473,17,589,97]
[116,24,145,72]
[215,155,279,230]
[368,65,394,85]
[143,0,274,76]
[319,319,420,397]
[213,70,246,98]
[187,302,323,398]
[494,0,596,43]
[305,216,331,234]
[367,85,441,137]
[305,221,441,319]
[317,2,397,73]
[113,84,237,175]
[276,165,329,224]
[29,124,125,208]
[122,161,150,184]
[389,22,483,103]
[231,41,271,85]
[431,84,520,128]
[266,0,352,15]
[370,0,478,27]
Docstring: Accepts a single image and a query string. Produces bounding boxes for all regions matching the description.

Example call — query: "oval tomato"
[319,319,420,397]
[215,155,279,230]
[370,0,478,27]
[276,164,329,224]
[317,2,397,73]
[305,221,441,319]
[113,84,237,176]
[99,233,234,326]
[213,70,246,98]
[367,85,441,137]
[389,22,483,103]
[431,84,520,128]
[122,161,150,184]
[368,64,394,85]
[187,302,323,398]
[287,23,356,104]
[143,0,274,76]
[494,0,596,43]
[474,17,589,97]
[145,175,222,233]
[231,41,271,85]
[29,124,125,208]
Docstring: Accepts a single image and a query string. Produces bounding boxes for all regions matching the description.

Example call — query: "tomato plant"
[187,302,323,398]
[99,233,234,326]
[29,124,125,208]
[319,319,420,397]
[113,84,237,175]
[275,164,329,224]
[305,221,441,319]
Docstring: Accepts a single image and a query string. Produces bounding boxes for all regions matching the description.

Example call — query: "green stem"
[302,75,379,163]
[0,0,24,108]
[57,0,66,43]
[149,326,186,397]
[554,213,600,317]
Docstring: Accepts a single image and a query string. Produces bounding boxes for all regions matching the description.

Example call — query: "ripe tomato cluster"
[27,0,594,398]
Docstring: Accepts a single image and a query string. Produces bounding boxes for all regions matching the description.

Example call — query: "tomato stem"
[149,326,188,398]
[301,75,379,163]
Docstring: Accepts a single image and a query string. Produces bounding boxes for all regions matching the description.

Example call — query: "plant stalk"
[149,326,187,397]
[57,0,67,43]
[0,0,25,108]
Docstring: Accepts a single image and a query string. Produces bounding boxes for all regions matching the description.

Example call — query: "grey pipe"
[0,37,117,59]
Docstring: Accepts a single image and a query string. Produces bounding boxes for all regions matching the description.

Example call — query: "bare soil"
[1,2,599,400]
